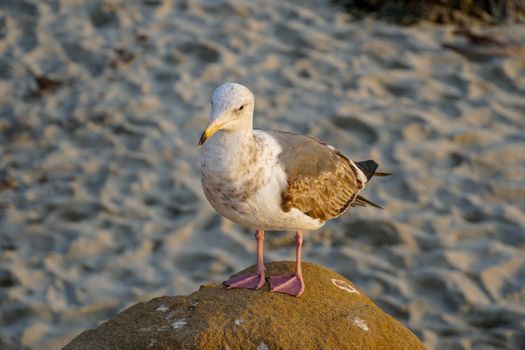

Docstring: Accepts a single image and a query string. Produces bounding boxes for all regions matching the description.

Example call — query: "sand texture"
[1,0,525,349]
[63,262,427,350]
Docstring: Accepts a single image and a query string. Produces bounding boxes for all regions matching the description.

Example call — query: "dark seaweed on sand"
[333,0,525,25]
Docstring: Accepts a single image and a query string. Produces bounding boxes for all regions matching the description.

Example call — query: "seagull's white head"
[199,82,255,146]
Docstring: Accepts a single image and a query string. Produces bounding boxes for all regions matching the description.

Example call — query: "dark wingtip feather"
[355,160,378,181]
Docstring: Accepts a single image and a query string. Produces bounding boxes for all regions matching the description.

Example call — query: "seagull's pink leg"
[224,229,266,290]
[269,231,305,297]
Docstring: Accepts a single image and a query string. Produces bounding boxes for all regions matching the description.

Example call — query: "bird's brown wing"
[265,130,365,222]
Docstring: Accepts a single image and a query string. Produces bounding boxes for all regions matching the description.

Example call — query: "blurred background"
[1,0,524,349]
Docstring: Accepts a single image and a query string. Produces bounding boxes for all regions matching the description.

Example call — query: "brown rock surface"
[63,262,427,350]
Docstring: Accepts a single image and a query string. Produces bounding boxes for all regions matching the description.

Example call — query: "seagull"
[199,82,389,297]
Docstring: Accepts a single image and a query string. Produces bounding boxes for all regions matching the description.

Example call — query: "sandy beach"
[1,0,525,349]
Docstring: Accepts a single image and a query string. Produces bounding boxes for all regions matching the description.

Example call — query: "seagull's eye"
[237,105,245,111]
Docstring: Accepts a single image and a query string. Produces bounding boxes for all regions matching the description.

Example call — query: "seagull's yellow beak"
[198,119,223,146]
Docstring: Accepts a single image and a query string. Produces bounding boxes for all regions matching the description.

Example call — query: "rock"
[63,262,426,350]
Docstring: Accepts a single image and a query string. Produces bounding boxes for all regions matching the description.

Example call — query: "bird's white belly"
[201,131,323,232]
[204,169,323,232]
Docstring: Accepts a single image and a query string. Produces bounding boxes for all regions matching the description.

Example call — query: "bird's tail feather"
[351,195,383,209]
[373,172,392,177]
[353,161,390,210]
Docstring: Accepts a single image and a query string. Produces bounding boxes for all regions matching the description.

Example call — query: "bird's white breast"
[201,130,324,231]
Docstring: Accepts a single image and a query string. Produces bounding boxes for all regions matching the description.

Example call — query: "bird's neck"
[210,126,254,149]
[202,127,257,175]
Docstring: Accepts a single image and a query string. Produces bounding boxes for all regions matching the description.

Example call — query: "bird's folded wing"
[266,130,364,222]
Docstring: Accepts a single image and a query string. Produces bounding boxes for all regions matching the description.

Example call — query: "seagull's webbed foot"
[269,231,305,297]
[269,274,304,297]
[224,271,266,290]
[224,229,267,290]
